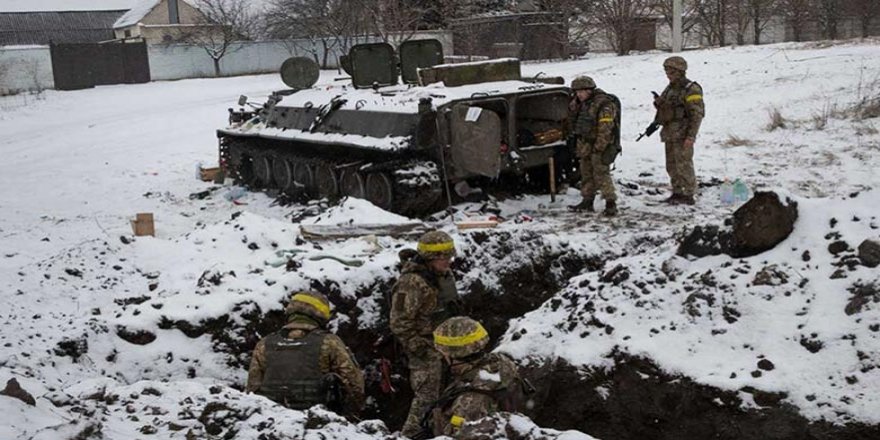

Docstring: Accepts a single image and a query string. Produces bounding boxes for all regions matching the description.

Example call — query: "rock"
[801,250,811,261]
[0,378,36,406]
[757,359,775,371]
[845,282,879,316]
[858,239,880,267]
[730,192,798,257]
[752,265,789,286]
[828,240,849,255]
[677,225,732,258]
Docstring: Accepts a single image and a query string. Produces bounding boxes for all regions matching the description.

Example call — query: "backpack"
[600,93,622,166]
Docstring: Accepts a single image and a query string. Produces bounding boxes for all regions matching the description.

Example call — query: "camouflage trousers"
[400,347,443,437]
[577,139,617,202]
[664,140,696,196]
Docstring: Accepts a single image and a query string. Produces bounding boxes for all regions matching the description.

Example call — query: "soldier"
[246,291,365,415]
[428,317,520,437]
[390,230,461,437]
[653,56,705,205]
[568,75,621,216]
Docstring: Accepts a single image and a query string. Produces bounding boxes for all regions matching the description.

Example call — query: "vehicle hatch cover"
[399,39,443,84]
[280,57,320,89]
[450,104,502,178]
[349,42,397,88]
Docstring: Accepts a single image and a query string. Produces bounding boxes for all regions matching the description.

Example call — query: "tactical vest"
[433,271,460,325]
[656,79,698,124]
[572,92,614,142]
[257,329,328,409]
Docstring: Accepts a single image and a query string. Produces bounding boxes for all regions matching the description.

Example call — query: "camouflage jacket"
[435,353,520,437]
[655,77,705,142]
[569,89,618,153]
[246,318,365,412]
[390,260,458,357]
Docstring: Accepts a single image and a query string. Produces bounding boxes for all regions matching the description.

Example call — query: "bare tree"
[850,0,879,38]
[266,0,371,68]
[174,0,261,76]
[747,0,778,44]
[654,0,702,45]
[814,0,842,39]
[727,0,751,44]
[582,0,656,55]
[357,0,429,46]
[691,0,729,46]
[777,0,811,41]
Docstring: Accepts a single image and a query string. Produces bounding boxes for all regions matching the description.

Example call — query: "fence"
[0,46,53,94]
[1,31,454,93]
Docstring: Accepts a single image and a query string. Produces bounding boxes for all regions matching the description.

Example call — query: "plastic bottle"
[195,161,203,180]
[720,178,734,205]
[733,178,749,202]
[224,186,247,202]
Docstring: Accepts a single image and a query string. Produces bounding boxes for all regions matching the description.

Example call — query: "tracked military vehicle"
[218,39,575,215]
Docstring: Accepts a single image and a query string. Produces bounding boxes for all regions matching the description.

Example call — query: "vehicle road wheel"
[365,172,394,211]
[314,163,339,199]
[273,158,294,192]
[340,169,365,199]
[254,154,273,187]
[293,162,314,196]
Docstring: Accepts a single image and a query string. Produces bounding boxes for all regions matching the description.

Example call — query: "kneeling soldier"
[428,316,520,437]
[246,291,365,415]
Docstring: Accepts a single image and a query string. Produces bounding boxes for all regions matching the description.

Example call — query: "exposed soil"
[148,231,879,439]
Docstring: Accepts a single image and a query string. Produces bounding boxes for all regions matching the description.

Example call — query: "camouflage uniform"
[571,88,619,205]
[390,231,459,437]
[246,294,365,413]
[431,317,520,437]
[655,57,705,198]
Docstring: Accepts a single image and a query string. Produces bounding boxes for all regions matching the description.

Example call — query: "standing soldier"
[568,75,621,216]
[247,291,365,415]
[390,230,461,438]
[654,56,705,205]
[427,316,520,438]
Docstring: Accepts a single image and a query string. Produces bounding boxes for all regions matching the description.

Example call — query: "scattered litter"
[224,187,247,202]
[308,255,364,267]
[300,222,429,240]
[130,213,155,237]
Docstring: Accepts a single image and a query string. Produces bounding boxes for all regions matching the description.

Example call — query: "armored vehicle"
[218,39,575,215]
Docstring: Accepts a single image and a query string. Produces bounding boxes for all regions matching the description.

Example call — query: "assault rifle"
[636,91,661,142]
[636,121,660,142]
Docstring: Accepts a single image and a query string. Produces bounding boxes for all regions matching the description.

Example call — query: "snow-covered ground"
[1,39,879,438]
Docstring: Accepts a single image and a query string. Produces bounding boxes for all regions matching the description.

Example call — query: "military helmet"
[433,316,490,359]
[417,230,456,260]
[285,291,332,323]
[571,75,596,90]
[663,56,687,72]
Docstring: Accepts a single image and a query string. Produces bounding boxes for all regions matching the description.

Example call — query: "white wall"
[0,46,54,94]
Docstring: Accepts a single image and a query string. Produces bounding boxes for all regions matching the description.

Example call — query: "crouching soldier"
[246,291,365,415]
[426,316,521,438]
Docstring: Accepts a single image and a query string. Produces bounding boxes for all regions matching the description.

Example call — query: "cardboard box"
[130,213,155,237]
[199,167,221,182]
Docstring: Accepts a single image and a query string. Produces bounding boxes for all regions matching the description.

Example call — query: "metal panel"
[50,40,149,91]
[349,42,397,89]
[399,39,443,84]
[0,11,125,45]
[449,103,502,178]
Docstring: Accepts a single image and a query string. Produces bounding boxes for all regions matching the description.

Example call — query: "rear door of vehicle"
[449,102,503,178]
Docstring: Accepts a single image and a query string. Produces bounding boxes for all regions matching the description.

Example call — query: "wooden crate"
[130,213,155,237]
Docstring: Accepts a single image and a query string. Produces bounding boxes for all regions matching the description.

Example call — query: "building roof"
[0,10,126,45]
[0,1,138,13]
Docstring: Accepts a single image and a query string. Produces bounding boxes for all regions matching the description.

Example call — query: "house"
[450,11,568,61]
[113,0,211,44]
[0,0,137,46]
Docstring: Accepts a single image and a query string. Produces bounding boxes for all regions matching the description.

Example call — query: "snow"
[478,369,501,383]
[1,39,880,438]
[113,0,200,29]
[0,0,137,13]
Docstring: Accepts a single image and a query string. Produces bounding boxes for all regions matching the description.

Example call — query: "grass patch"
[765,106,788,131]
[723,134,754,147]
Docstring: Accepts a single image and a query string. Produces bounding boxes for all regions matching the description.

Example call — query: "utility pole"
[672,0,683,52]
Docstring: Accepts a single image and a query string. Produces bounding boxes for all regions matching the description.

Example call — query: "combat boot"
[663,193,681,204]
[678,195,696,205]
[603,200,618,217]
[569,197,595,212]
